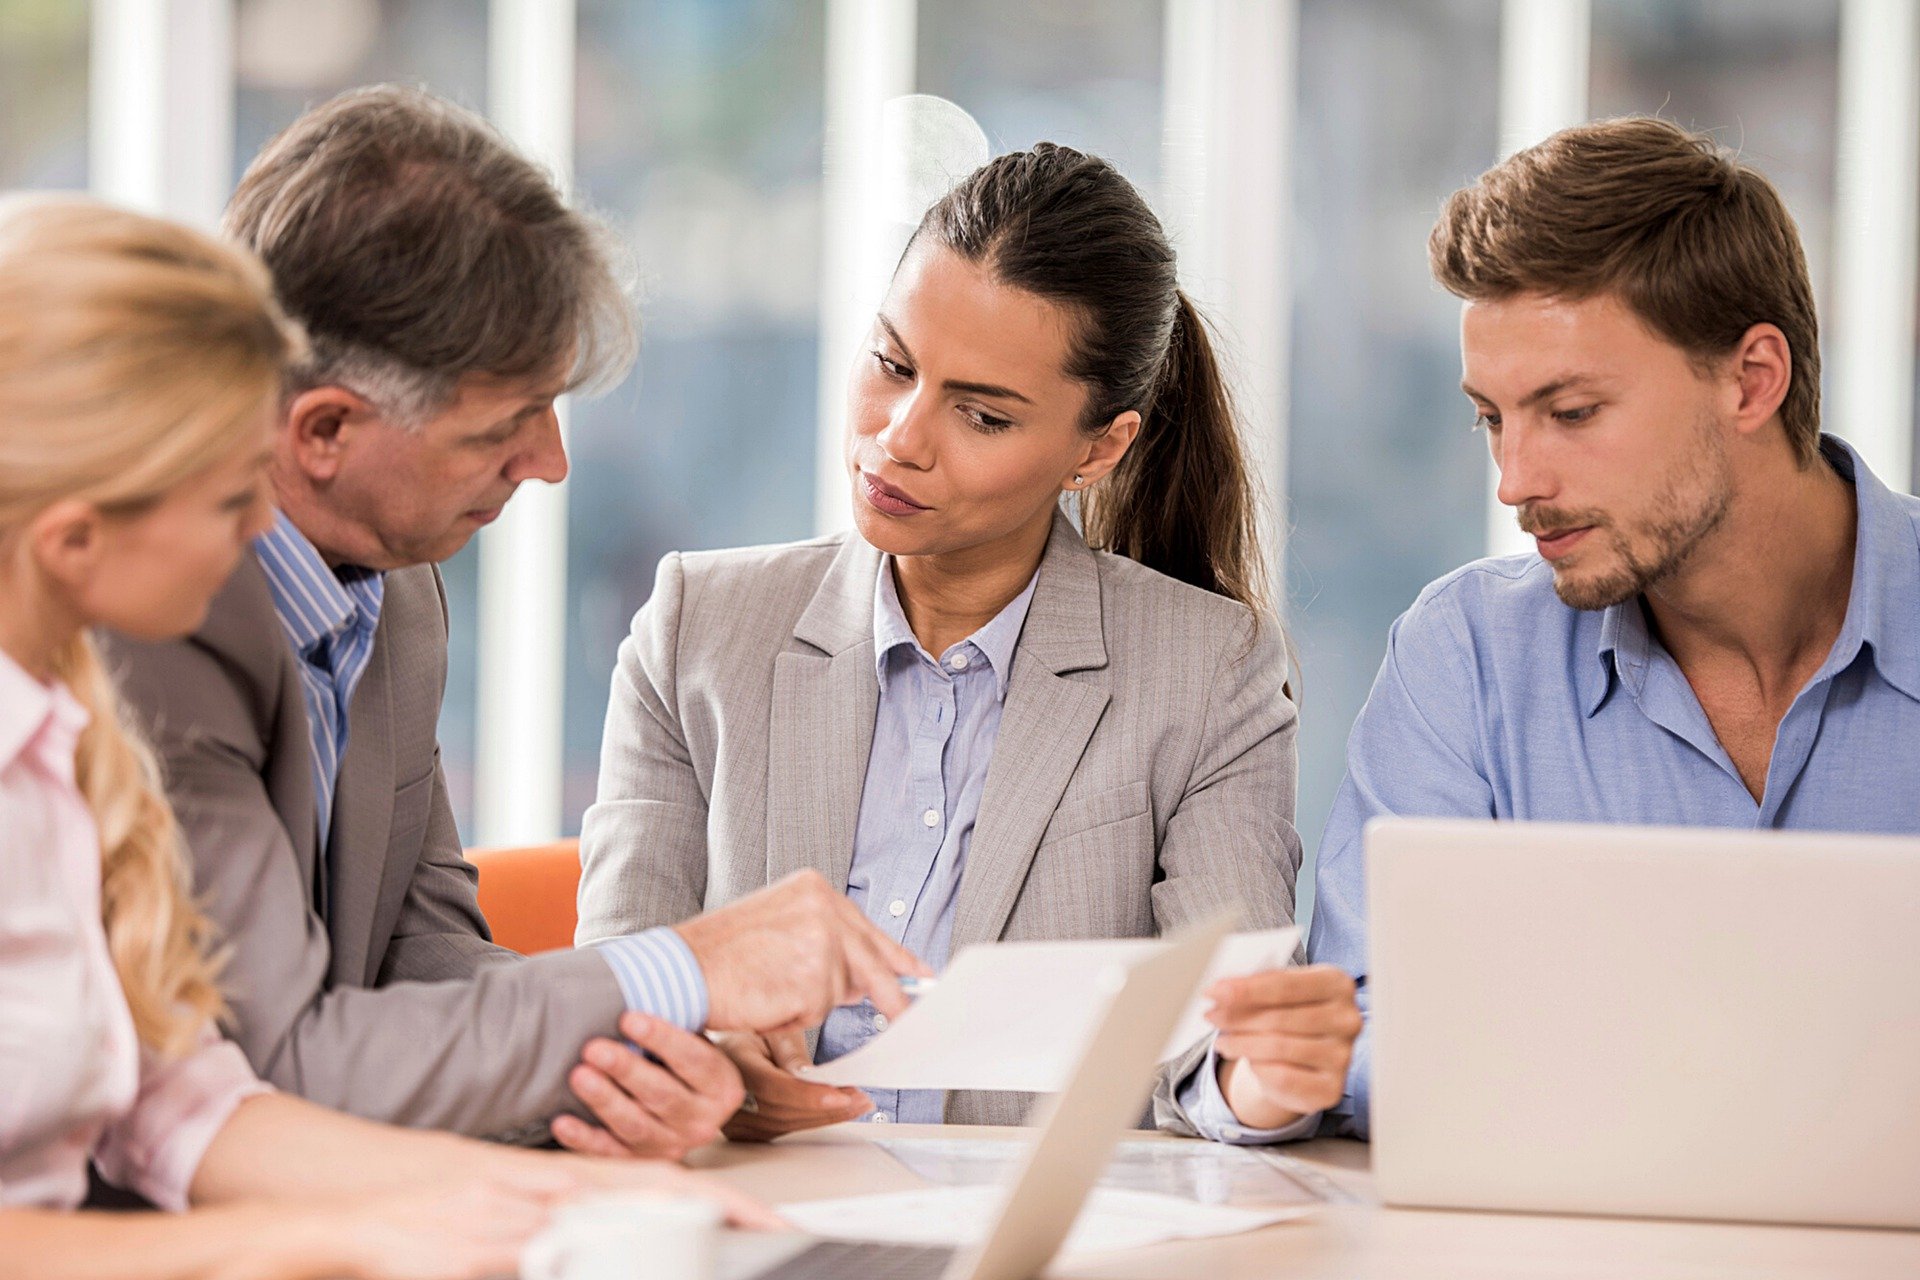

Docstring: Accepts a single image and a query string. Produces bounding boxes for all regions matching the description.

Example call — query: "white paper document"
[799,928,1299,1091]
[873,1136,1324,1207]
[778,1185,1309,1257]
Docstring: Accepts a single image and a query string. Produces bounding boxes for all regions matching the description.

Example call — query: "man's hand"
[715,1030,874,1142]
[552,1013,746,1160]
[674,870,931,1033]
[1206,965,1361,1131]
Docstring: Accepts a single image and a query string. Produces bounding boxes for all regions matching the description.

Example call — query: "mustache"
[1517,505,1609,538]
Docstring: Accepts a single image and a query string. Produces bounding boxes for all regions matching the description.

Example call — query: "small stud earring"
[1072,474,1085,487]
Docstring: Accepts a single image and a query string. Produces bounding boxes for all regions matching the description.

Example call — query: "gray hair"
[224,84,637,426]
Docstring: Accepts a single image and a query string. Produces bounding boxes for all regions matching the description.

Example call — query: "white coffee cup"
[520,1192,722,1280]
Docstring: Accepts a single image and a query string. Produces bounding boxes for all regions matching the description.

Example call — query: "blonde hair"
[0,195,300,1055]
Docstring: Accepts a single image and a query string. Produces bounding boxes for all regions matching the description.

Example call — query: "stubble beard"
[1539,419,1735,612]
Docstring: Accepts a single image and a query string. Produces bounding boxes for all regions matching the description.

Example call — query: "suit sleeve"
[376,752,519,981]
[575,552,713,943]
[107,634,627,1141]
[1148,608,1307,1137]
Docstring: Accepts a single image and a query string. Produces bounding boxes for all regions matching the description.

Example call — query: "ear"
[1066,409,1143,491]
[1726,322,1791,441]
[27,498,107,591]
[283,385,382,484]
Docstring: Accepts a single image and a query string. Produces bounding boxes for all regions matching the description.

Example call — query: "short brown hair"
[225,84,635,423]
[1429,116,1821,465]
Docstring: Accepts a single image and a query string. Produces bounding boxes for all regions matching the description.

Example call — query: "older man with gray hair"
[105,85,919,1158]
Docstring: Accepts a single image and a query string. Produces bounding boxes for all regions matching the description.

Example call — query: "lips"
[858,471,929,516]
[1533,526,1593,562]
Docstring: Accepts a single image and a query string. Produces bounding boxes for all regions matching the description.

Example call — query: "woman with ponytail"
[577,144,1359,1140]
[0,196,767,1279]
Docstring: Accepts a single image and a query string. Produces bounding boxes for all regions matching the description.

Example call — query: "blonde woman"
[0,196,770,1280]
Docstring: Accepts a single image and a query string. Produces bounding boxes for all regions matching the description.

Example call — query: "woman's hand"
[1206,965,1362,1131]
[294,1172,575,1280]
[713,1031,874,1142]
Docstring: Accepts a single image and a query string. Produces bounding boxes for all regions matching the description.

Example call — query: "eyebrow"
[878,315,1035,405]
[1460,374,1601,409]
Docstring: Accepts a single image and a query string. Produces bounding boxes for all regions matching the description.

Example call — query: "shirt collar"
[0,646,91,778]
[253,511,385,659]
[1590,433,1920,714]
[871,557,1041,702]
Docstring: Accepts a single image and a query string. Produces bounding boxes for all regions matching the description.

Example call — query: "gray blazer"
[576,511,1303,1127]
[103,557,624,1140]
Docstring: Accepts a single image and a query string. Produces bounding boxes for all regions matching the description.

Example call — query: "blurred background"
[5,0,1914,926]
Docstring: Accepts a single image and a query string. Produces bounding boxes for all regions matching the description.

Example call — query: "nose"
[510,405,569,485]
[872,386,934,471]
[1492,415,1554,511]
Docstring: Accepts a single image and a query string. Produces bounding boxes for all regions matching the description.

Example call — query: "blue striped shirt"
[255,513,384,853]
[816,558,1038,1124]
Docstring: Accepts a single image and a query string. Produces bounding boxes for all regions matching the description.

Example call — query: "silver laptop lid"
[1367,818,1920,1229]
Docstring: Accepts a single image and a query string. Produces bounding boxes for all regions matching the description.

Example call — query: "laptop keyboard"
[753,1239,958,1279]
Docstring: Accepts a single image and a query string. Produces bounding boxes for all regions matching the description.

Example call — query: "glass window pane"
[233,0,491,833]
[1591,0,1841,318]
[916,0,1164,203]
[1286,0,1501,920]
[565,0,827,830]
[0,0,88,190]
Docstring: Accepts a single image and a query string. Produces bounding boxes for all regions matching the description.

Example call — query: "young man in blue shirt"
[1168,116,1920,1143]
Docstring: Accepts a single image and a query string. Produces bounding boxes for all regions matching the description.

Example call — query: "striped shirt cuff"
[591,928,710,1032]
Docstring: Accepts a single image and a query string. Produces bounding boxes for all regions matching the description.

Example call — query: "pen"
[898,976,937,997]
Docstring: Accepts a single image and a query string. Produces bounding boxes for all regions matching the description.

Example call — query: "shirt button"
[922,808,939,827]
[870,1112,892,1124]
[948,652,971,671]
[873,1013,890,1031]
[888,899,907,917]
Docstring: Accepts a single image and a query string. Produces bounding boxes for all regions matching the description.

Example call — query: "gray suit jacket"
[103,556,624,1139]
[576,511,1303,1127]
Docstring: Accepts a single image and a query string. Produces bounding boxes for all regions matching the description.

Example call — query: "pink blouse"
[1,649,267,1211]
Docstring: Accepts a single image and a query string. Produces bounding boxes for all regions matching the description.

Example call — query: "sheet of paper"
[779,1185,1310,1257]
[872,1136,1324,1207]
[799,928,1298,1092]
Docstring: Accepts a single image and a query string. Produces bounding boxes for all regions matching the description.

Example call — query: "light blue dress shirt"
[1268,435,1920,1141]
[255,512,385,853]
[255,514,706,1029]
[815,558,1039,1124]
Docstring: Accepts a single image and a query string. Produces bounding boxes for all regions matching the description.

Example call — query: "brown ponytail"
[916,144,1267,613]
[1083,291,1266,613]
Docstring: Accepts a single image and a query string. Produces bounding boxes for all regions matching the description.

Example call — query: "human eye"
[961,404,1015,433]
[1553,404,1599,425]
[871,349,913,380]
[221,485,260,513]
[1471,410,1501,433]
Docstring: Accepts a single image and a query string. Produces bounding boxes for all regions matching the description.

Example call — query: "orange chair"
[466,839,582,956]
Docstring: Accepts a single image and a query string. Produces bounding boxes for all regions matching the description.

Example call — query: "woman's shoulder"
[672,532,851,590]
[1084,544,1268,650]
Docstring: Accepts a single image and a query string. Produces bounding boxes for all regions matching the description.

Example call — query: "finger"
[829,891,931,977]
[1214,1031,1354,1072]
[1207,999,1366,1039]
[621,1014,746,1107]
[834,923,915,1019]
[552,1113,649,1160]
[1246,1061,1347,1114]
[569,1063,684,1154]
[1207,965,1355,1011]
[734,1043,870,1115]
[765,1028,813,1074]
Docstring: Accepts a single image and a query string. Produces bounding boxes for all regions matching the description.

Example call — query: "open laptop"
[1366,818,1920,1229]
[732,910,1237,1280]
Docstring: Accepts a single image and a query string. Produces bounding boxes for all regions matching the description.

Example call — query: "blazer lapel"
[194,557,325,911]
[326,613,398,987]
[766,534,883,894]
[953,512,1111,952]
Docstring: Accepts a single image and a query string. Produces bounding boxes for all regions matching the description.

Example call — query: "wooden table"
[691,1124,1920,1279]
